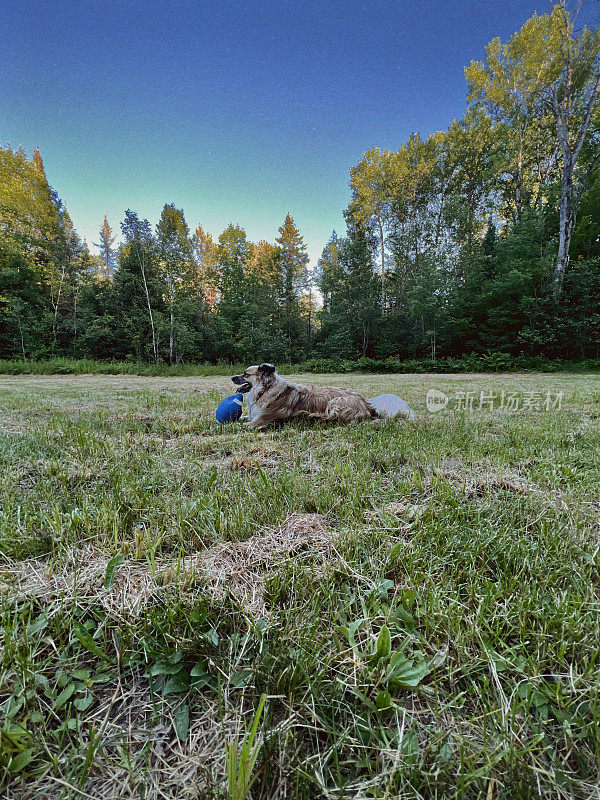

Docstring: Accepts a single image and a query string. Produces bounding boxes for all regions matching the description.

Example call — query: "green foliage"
[2,353,600,377]
[95,214,117,278]
[226,693,267,800]
[317,227,381,358]
[1,3,600,364]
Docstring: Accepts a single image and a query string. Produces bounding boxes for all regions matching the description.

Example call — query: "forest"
[1,4,599,366]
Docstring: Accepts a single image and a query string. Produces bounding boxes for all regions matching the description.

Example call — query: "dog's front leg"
[244,398,262,428]
[246,404,268,430]
[247,418,269,430]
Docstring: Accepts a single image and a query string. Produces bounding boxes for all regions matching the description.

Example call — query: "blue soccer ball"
[215,393,244,423]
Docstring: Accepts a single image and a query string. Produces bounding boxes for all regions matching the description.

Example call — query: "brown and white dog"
[231,363,377,429]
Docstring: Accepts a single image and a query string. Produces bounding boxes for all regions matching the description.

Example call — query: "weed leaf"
[54,683,76,710]
[8,747,35,773]
[103,553,125,588]
[173,702,190,740]
[73,623,110,661]
[387,651,429,689]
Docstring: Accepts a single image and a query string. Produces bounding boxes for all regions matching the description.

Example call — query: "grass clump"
[0,370,599,798]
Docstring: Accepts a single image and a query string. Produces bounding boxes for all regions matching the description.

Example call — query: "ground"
[0,372,599,800]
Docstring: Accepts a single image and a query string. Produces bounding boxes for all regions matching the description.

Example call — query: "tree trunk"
[553,160,575,300]
[169,285,175,365]
[170,311,174,364]
[51,262,66,354]
[377,213,385,310]
[548,74,600,300]
[73,283,78,340]
[515,166,522,219]
[466,192,474,265]
[515,136,523,220]
[137,244,158,363]
[433,185,448,256]
[16,307,26,360]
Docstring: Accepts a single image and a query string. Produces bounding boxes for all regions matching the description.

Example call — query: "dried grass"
[432,462,570,510]
[433,466,531,496]
[0,418,27,434]
[0,514,335,620]
[364,463,541,526]
[364,500,426,525]
[1,514,334,798]
[4,672,241,800]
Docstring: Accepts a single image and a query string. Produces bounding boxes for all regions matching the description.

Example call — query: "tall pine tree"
[275,213,310,357]
[96,215,117,279]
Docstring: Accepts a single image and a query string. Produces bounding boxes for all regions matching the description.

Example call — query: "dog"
[231,363,379,429]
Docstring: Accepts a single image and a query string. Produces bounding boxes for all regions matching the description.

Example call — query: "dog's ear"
[258,363,275,376]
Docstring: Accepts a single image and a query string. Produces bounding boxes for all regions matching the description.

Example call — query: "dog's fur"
[231,363,376,429]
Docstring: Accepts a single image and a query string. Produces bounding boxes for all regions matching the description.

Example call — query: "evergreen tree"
[32,146,46,177]
[192,224,218,306]
[96,214,117,279]
[213,224,251,361]
[315,231,343,314]
[317,227,381,358]
[275,213,310,357]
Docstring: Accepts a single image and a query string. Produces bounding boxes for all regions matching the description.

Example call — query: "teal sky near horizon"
[4,0,592,266]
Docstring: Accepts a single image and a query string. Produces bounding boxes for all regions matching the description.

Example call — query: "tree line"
[1,3,599,365]
[0,148,313,364]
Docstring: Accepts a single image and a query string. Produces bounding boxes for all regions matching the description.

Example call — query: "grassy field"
[1,372,599,799]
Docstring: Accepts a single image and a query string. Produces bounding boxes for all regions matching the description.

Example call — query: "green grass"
[1,371,599,799]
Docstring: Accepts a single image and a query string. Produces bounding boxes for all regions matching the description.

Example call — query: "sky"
[3,0,590,266]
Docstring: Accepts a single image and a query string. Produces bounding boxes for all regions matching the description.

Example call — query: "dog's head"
[231,363,276,393]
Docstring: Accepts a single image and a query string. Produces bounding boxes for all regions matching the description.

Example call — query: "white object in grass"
[368,394,414,420]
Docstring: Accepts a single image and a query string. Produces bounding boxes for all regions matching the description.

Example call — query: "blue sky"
[2,0,575,265]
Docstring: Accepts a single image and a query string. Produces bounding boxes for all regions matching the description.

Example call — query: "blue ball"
[215,393,244,423]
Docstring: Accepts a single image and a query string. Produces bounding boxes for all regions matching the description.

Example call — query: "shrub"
[0,354,597,377]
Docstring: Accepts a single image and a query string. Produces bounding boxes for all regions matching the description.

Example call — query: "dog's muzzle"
[231,375,252,393]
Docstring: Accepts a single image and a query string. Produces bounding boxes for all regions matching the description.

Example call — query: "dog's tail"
[368,394,414,420]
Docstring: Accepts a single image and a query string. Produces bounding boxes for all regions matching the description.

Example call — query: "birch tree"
[348,147,393,308]
[120,210,159,363]
[156,204,194,364]
[466,3,600,300]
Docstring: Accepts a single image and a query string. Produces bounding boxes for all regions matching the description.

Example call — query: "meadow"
[1,371,599,799]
